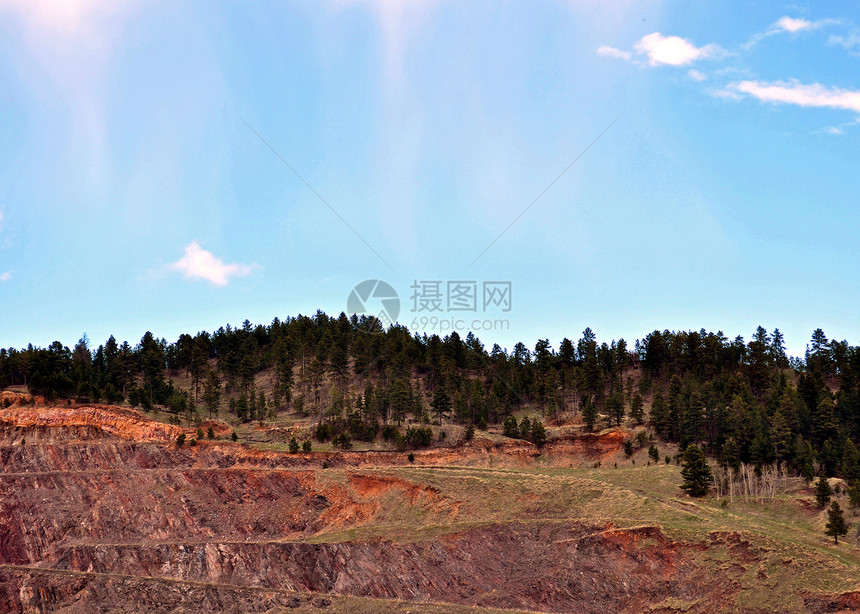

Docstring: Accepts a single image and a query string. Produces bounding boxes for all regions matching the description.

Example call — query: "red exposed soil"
[0,404,855,613]
[0,404,233,443]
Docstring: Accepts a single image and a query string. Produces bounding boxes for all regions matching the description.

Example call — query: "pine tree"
[258,389,267,419]
[680,444,712,497]
[202,369,221,419]
[848,486,860,509]
[650,391,668,437]
[770,328,788,369]
[582,397,597,432]
[841,439,860,483]
[606,390,624,427]
[813,395,839,444]
[722,436,741,472]
[236,392,248,423]
[431,386,451,425]
[815,476,832,508]
[824,501,849,544]
[667,376,684,441]
[630,393,644,425]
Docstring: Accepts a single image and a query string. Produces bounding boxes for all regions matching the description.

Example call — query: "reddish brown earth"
[0,404,856,613]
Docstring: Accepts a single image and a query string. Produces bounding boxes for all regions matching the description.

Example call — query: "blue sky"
[1,1,858,357]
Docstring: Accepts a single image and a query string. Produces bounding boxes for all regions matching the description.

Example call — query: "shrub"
[503,415,519,438]
[289,437,299,454]
[408,452,415,463]
[176,433,186,447]
[519,417,531,440]
[530,419,547,447]
[315,422,333,442]
[405,426,433,448]
[333,433,352,449]
[207,427,215,440]
[623,440,634,457]
[381,424,399,442]
[302,440,312,453]
[230,431,238,442]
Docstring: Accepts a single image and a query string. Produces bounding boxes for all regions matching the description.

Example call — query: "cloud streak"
[597,32,723,67]
[596,45,631,61]
[0,272,11,282]
[168,241,257,286]
[829,30,860,50]
[744,15,841,48]
[721,80,860,115]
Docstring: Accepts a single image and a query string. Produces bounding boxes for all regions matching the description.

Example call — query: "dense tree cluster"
[2,315,860,484]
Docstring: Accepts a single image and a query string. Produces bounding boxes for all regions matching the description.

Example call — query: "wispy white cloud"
[634,32,724,67]
[744,15,841,48]
[168,241,257,286]
[598,32,723,67]
[709,88,744,101]
[775,16,816,33]
[337,0,439,89]
[596,45,631,61]
[0,272,11,282]
[829,30,860,50]
[713,66,753,77]
[688,69,707,82]
[719,80,860,115]
[0,0,142,200]
[823,126,845,135]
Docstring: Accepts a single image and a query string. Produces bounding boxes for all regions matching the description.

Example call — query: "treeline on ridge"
[1,313,859,482]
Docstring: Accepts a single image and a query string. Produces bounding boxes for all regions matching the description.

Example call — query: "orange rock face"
[0,404,852,613]
[0,404,231,443]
